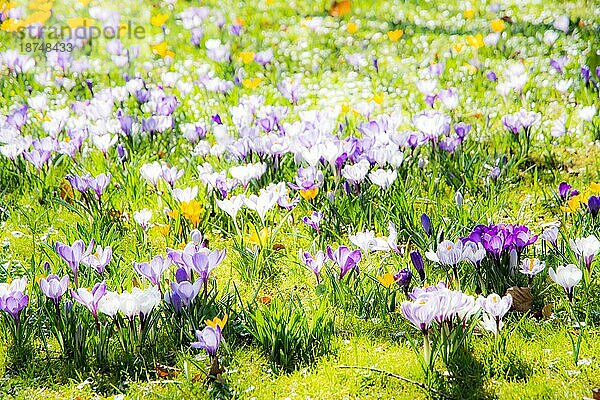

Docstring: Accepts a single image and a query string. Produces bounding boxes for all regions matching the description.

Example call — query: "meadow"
[1,0,600,398]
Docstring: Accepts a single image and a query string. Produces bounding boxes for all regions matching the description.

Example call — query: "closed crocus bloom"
[410,251,426,283]
[133,209,153,231]
[462,240,485,266]
[0,291,29,321]
[139,161,163,187]
[301,250,325,283]
[401,297,437,333]
[137,286,161,318]
[549,264,582,302]
[39,274,69,304]
[569,235,600,272]
[191,325,222,357]
[421,213,432,236]
[480,312,504,334]
[541,226,559,247]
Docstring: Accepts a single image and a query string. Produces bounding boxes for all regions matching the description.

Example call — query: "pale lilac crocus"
[569,235,600,273]
[71,282,107,329]
[425,240,463,266]
[39,274,70,305]
[327,246,362,279]
[81,245,112,275]
[55,239,95,288]
[0,291,29,322]
[519,257,545,286]
[134,255,171,288]
[301,250,325,283]
[191,325,222,357]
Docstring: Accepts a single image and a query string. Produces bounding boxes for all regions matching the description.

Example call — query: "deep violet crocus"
[410,250,426,284]
[326,246,362,279]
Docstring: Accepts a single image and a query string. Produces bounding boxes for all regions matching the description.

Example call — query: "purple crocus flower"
[191,325,222,357]
[289,166,324,191]
[486,71,497,81]
[302,211,323,233]
[23,148,51,171]
[395,268,413,292]
[582,66,591,84]
[88,173,111,200]
[134,255,171,288]
[0,291,29,322]
[230,24,242,36]
[454,122,471,139]
[254,49,274,66]
[421,213,432,237]
[326,245,362,279]
[71,282,106,329]
[549,56,568,73]
[55,239,95,288]
[39,274,70,305]
[410,251,426,284]
[167,279,203,311]
[301,250,325,283]
[588,196,600,218]
[211,114,222,125]
[558,181,578,200]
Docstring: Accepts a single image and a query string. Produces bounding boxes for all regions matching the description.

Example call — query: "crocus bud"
[410,250,426,283]
[421,213,432,237]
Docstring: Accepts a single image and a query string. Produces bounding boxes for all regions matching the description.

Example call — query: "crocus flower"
[410,251,426,284]
[55,239,95,288]
[191,325,222,357]
[587,196,600,218]
[421,213,432,236]
[39,274,69,305]
[81,245,112,275]
[301,250,325,283]
[0,291,28,321]
[71,282,107,328]
[395,268,412,293]
[558,182,578,200]
[133,209,153,231]
[549,264,582,302]
[569,235,600,272]
[519,258,545,286]
[134,255,171,287]
[426,240,463,266]
[302,211,323,233]
[167,279,203,311]
[401,297,437,334]
[478,293,512,333]
[326,246,362,279]
[541,226,559,247]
